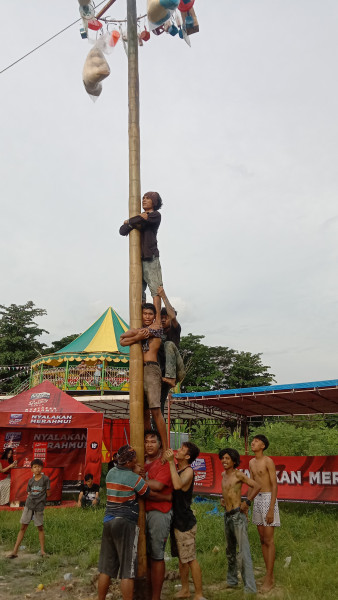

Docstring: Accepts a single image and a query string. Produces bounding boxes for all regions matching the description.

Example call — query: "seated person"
[77,473,100,508]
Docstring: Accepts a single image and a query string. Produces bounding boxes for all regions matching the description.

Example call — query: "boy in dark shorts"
[249,435,280,593]
[119,191,163,316]
[164,442,206,600]
[8,459,50,558]
[77,473,100,508]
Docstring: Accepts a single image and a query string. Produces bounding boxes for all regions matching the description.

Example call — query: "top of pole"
[96,0,118,20]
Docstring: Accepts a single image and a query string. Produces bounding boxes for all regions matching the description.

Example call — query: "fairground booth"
[0,382,104,504]
[29,307,130,394]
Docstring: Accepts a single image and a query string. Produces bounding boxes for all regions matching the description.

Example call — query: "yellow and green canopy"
[32,307,130,368]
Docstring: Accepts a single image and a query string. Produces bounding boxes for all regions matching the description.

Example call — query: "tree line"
[0,301,275,394]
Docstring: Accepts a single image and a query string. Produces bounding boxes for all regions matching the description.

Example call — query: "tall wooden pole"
[127,0,147,587]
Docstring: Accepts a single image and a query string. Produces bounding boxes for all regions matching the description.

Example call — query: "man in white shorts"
[248,435,280,594]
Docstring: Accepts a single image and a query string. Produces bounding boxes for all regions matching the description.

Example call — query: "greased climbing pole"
[126,0,148,589]
[77,1,200,592]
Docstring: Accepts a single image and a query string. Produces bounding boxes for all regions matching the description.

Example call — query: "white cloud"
[1,1,338,385]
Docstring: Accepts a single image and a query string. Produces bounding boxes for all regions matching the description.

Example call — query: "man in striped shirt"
[98,444,148,600]
[98,444,171,600]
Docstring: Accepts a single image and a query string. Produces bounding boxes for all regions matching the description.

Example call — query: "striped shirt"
[104,466,150,523]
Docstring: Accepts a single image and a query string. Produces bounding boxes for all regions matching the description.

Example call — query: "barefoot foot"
[175,591,191,599]
[259,580,274,594]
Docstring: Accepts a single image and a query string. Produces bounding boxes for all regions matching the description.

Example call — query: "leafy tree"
[180,334,226,392]
[180,334,274,392]
[0,301,48,392]
[44,334,80,354]
[227,351,275,389]
[188,420,338,456]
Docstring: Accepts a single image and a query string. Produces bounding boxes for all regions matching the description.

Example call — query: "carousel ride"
[30,307,130,394]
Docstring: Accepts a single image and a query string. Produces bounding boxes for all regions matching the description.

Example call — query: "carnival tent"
[30,308,130,393]
[32,307,129,368]
[0,381,103,493]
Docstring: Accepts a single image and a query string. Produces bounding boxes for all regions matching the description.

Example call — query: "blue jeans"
[142,257,163,300]
[224,510,257,593]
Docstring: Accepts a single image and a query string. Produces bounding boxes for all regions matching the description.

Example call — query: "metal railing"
[31,365,129,393]
[10,378,30,396]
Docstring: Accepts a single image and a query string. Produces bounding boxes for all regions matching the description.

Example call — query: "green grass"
[166,501,338,600]
[0,501,337,599]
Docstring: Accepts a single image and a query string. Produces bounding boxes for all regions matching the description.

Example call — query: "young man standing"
[218,448,261,595]
[143,430,173,600]
[164,443,205,600]
[119,191,163,316]
[249,435,280,594]
[120,303,168,451]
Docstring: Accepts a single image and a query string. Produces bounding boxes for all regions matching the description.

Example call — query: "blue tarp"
[172,379,338,399]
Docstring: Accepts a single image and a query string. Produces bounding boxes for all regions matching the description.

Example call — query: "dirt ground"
[0,548,283,600]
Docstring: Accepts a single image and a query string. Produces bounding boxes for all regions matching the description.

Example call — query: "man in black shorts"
[97,445,150,600]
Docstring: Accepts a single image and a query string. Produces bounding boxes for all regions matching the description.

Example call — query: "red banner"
[10,467,63,503]
[33,442,48,464]
[192,454,338,503]
[102,419,130,463]
[0,428,87,481]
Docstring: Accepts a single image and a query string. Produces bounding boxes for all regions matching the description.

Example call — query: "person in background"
[218,448,261,594]
[0,448,17,505]
[77,473,100,508]
[249,435,280,593]
[8,459,50,558]
[78,360,87,389]
[94,360,103,387]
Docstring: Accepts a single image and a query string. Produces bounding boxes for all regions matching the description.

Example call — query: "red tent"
[0,382,103,500]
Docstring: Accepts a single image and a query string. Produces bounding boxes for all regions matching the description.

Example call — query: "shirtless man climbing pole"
[120,303,168,452]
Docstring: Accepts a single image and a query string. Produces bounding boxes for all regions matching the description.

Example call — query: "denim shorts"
[142,257,163,298]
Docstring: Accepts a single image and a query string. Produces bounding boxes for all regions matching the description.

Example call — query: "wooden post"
[126,0,147,590]
[244,419,249,454]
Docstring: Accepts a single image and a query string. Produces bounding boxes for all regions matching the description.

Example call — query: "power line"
[0,1,107,75]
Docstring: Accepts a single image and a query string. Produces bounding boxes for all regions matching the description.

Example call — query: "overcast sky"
[1,1,338,385]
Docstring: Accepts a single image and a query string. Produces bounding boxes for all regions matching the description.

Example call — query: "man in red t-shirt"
[144,430,173,600]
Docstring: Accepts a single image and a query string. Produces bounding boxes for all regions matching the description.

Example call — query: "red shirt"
[0,459,10,481]
[144,457,173,513]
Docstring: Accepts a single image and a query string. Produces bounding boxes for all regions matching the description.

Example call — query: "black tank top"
[172,467,196,532]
